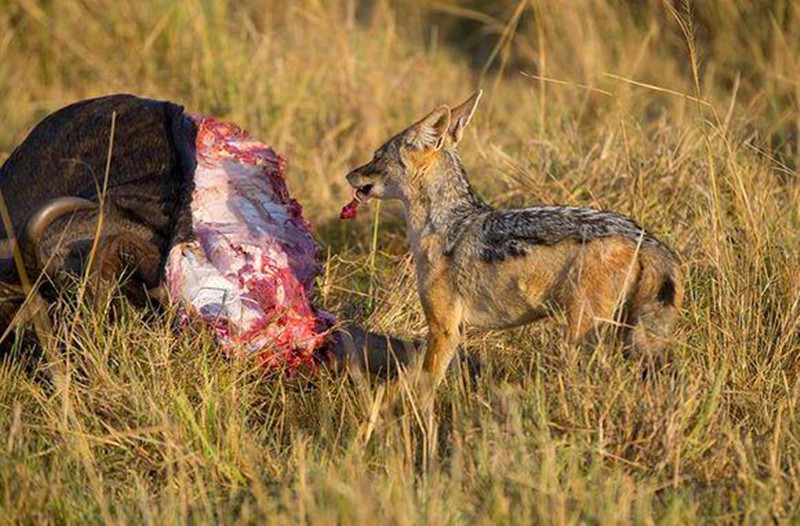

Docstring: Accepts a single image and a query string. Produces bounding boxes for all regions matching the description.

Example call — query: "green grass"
[1,0,799,523]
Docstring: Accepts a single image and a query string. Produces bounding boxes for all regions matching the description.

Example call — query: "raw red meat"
[165,116,333,370]
[339,198,360,219]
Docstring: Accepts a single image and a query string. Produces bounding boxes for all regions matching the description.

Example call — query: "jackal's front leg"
[419,281,463,387]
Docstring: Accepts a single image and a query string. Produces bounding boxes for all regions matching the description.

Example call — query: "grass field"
[1,0,799,523]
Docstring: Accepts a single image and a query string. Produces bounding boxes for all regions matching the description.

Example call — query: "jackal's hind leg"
[564,292,618,350]
[564,241,638,350]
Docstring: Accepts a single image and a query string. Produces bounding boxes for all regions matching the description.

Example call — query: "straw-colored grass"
[0,0,798,523]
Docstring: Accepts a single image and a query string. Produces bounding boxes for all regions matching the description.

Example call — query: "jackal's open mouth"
[354,184,374,202]
[340,184,374,220]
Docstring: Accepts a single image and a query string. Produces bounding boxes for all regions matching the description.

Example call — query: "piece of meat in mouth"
[339,185,373,220]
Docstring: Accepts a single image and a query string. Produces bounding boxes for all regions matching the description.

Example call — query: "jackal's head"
[345,91,482,204]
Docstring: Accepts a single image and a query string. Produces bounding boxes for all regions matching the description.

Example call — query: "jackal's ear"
[408,105,451,151]
[447,90,483,146]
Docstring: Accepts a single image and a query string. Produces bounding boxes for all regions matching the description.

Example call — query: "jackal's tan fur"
[346,91,683,385]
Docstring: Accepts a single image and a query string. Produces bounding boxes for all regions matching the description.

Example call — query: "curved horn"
[20,197,97,272]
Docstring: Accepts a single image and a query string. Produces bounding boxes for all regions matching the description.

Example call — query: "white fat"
[164,116,327,362]
[166,242,266,333]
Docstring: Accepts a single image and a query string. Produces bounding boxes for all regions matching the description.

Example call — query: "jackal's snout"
[345,165,376,202]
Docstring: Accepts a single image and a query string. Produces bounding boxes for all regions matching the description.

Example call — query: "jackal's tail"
[625,245,683,357]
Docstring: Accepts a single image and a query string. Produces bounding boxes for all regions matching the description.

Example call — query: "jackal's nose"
[345,169,362,187]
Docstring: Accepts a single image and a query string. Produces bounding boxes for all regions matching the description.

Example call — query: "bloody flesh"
[165,116,332,370]
[339,198,360,219]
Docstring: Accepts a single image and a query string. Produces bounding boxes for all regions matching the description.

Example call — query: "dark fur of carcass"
[0,95,429,376]
[0,94,196,284]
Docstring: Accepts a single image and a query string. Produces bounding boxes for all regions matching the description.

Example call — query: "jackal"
[345,91,683,385]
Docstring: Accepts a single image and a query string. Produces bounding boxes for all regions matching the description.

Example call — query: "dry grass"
[0,0,798,523]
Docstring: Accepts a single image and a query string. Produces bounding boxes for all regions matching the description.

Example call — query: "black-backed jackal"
[345,91,683,386]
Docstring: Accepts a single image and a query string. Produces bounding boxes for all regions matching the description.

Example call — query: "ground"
[0,1,798,523]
